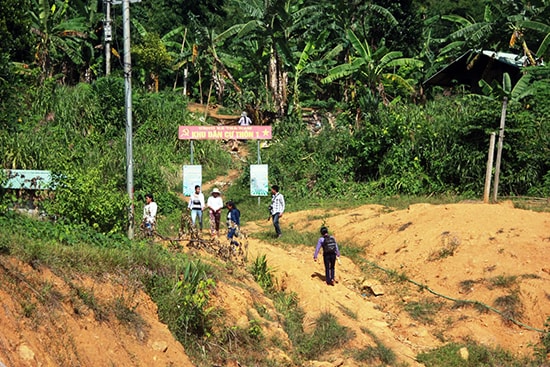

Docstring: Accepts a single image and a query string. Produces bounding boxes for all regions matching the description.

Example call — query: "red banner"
[178,125,272,140]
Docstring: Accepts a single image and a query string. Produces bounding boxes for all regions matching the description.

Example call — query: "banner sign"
[2,169,52,190]
[250,164,269,196]
[178,125,272,140]
[183,165,202,196]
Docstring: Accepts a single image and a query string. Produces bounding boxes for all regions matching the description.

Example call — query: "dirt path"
[185,127,550,365]
[245,220,424,366]
[242,203,550,365]
[177,123,550,365]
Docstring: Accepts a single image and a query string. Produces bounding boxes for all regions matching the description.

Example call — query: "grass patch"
[273,291,304,342]
[249,254,274,292]
[404,298,444,324]
[428,233,460,261]
[487,275,517,289]
[494,291,523,323]
[72,285,108,321]
[337,302,358,320]
[416,341,536,367]
[272,291,353,363]
[458,279,477,294]
[297,312,354,360]
[354,327,398,365]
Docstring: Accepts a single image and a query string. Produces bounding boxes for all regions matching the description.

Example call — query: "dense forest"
[1,0,549,234]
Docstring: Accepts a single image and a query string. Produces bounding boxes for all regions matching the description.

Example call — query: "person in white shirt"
[238,111,252,126]
[206,188,224,236]
[143,193,158,232]
[269,185,285,238]
[188,185,205,230]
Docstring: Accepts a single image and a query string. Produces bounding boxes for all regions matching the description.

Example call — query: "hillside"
[1,200,549,366]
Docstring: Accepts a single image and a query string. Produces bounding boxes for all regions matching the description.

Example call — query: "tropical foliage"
[0,0,549,231]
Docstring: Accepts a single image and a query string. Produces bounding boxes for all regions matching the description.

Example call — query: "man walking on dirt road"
[314,227,340,286]
[269,185,285,238]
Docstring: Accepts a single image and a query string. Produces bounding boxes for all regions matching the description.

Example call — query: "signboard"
[2,169,52,190]
[178,125,272,140]
[250,164,269,196]
[183,165,202,196]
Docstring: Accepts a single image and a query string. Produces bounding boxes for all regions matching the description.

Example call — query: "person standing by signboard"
[188,185,205,231]
[238,111,252,126]
[237,111,252,144]
[207,188,224,237]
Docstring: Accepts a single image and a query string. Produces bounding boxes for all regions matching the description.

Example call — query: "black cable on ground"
[364,260,546,333]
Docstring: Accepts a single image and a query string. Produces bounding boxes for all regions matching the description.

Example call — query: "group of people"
[187,185,240,243]
[143,183,341,286]
[186,184,285,241]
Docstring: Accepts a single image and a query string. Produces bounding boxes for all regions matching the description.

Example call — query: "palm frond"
[511,74,533,100]
[441,14,473,28]
[438,41,466,56]
[382,73,416,93]
[514,20,550,34]
[321,63,358,84]
[347,29,369,60]
[131,19,148,38]
[536,33,550,56]
[162,26,184,42]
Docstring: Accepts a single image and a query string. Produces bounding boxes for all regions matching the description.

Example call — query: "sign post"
[178,125,273,200]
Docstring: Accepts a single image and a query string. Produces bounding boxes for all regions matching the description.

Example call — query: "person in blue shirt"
[226,201,241,245]
[313,227,340,286]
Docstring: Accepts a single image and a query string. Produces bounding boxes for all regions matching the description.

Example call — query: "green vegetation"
[354,328,399,366]
[417,342,536,367]
[404,298,445,324]
[272,291,354,362]
[1,0,550,365]
[0,213,216,352]
[249,254,274,291]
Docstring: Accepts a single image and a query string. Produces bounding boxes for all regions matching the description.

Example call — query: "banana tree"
[224,0,298,115]
[478,71,535,202]
[30,0,92,83]
[322,29,424,105]
[437,2,550,62]
[509,19,550,65]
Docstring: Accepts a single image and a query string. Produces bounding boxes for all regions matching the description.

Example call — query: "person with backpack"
[313,226,340,286]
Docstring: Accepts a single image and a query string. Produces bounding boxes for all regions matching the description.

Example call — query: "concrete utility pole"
[104,0,112,75]
[122,0,134,239]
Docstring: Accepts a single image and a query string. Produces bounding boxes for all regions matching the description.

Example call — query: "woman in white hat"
[206,188,223,236]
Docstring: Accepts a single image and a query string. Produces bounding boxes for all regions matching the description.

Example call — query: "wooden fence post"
[483,132,496,203]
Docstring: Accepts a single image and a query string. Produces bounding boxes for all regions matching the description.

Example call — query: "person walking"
[268,185,285,238]
[313,227,340,286]
[225,200,241,245]
[238,111,252,126]
[142,193,158,234]
[207,188,224,237]
[188,185,205,230]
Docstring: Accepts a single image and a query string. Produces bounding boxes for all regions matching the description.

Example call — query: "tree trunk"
[268,47,287,116]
